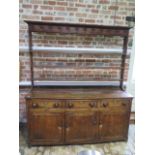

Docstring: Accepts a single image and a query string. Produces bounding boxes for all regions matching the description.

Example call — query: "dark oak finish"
[29,111,64,145]
[26,88,133,146]
[24,21,133,146]
[28,28,34,88]
[99,99,131,141]
[25,20,130,36]
[65,110,98,143]
[120,36,129,90]
[24,20,132,88]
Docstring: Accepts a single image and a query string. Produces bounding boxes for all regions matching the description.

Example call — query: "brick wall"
[19,0,135,122]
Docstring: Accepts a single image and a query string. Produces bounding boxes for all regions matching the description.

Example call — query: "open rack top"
[24,20,132,90]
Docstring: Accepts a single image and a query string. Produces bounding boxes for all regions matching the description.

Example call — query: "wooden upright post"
[28,27,34,88]
[120,33,129,90]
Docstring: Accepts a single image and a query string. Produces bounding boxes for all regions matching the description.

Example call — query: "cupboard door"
[65,110,98,144]
[29,111,64,145]
[99,111,129,141]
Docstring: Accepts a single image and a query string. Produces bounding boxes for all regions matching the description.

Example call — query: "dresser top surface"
[27,87,133,99]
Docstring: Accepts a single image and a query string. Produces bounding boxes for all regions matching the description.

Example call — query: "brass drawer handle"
[89,102,96,108]
[102,102,108,107]
[32,103,38,108]
[122,102,127,106]
[58,126,62,130]
[68,102,73,108]
[53,102,60,108]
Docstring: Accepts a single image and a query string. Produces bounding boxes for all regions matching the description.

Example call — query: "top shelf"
[25,20,132,37]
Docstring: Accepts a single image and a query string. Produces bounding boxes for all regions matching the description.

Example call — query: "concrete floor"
[19,125,135,155]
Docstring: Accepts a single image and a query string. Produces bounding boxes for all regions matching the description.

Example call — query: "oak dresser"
[25,21,133,146]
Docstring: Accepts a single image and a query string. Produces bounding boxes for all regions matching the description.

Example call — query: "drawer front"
[65,100,98,110]
[99,99,131,112]
[29,99,64,111]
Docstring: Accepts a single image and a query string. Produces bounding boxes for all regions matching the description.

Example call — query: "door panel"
[29,111,64,144]
[65,110,98,143]
[99,111,129,141]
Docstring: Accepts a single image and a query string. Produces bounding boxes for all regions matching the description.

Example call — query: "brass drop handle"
[66,127,70,132]
[32,103,38,108]
[99,120,103,128]
[122,102,126,106]
[54,102,60,108]
[58,126,62,130]
[89,102,95,108]
[65,124,70,131]
[58,121,63,130]
[102,102,108,107]
[68,102,73,108]
[99,124,103,128]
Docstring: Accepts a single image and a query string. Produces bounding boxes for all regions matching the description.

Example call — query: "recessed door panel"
[29,111,64,144]
[65,110,98,143]
[99,111,129,141]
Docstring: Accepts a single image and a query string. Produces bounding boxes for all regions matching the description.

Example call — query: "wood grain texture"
[26,88,133,146]
[25,20,131,36]
[24,21,133,146]
[24,21,131,88]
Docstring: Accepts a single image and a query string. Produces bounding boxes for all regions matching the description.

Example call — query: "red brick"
[57,2,68,6]
[110,16,121,19]
[129,2,134,6]
[19,9,23,13]
[54,17,65,21]
[19,30,26,33]
[79,18,84,22]
[75,3,86,8]
[85,19,95,23]
[58,41,68,44]
[22,4,32,9]
[117,2,127,6]
[19,39,25,43]
[76,13,87,17]
[40,5,53,10]
[22,15,40,20]
[31,0,43,4]
[33,10,43,15]
[67,7,78,11]
[87,4,95,8]
[109,6,119,10]
[34,5,39,9]
[54,6,65,11]
[99,0,110,4]
[68,2,74,7]
[48,1,56,5]
[69,12,74,16]
[126,7,135,11]
[91,9,98,13]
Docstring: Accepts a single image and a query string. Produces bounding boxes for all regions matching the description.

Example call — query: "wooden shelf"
[25,20,131,89]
